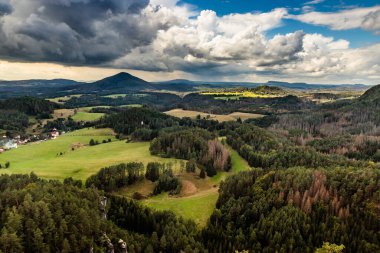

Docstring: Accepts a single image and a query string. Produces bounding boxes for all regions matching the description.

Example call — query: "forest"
[203,168,380,253]
[0,84,379,252]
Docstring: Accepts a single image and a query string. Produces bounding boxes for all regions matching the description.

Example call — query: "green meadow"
[144,191,219,226]
[72,111,105,122]
[0,128,183,180]
[102,94,128,98]
[142,146,251,226]
[0,127,251,226]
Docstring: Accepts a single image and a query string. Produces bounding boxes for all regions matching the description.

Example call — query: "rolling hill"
[0,72,373,99]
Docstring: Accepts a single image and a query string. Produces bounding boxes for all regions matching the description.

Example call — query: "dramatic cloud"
[0,0,12,16]
[114,8,299,72]
[0,0,379,84]
[0,0,187,64]
[290,5,380,33]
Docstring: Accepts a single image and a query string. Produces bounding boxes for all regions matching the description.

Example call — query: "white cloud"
[362,9,380,34]
[304,0,325,5]
[150,0,179,8]
[110,4,380,84]
[290,5,380,33]
[0,0,379,85]
[114,8,295,71]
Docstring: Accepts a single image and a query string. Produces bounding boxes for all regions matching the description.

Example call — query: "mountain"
[80,72,155,92]
[0,72,373,99]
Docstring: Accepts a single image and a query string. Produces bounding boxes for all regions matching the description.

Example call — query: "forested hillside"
[1,94,379,253]
[0,174,205,253]
[0,97,59,134]
[0,97,59,116]
[204,168,380,253]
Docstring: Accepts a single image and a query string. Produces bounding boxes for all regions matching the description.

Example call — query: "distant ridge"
[0,79,81,87]
[0,72,373,99]
[155,79,371,91]
[89,72,155,91]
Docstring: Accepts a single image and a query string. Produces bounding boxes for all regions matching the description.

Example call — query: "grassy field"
[48,95,82,104]
[144,191,218,226]
[102,94,128,98]
[77,106,111,112]
[0,128,183,180]
[53,108,105,122]
[71,112,105,122]
[138,145,251,226]
[120,104,143,108]
[202,91,281,98]
[1,125,251,226]
[165,108,263,122]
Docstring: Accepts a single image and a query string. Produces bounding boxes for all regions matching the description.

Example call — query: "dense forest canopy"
[0,97,59,135]
[0,174,205,253]
[0,97,59,116]
[204,167,380,253]
[98,107,179,139]
[0,83,379,252]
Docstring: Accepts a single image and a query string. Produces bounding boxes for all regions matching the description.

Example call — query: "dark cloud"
[0,0,161,65]
[0,0,12,16]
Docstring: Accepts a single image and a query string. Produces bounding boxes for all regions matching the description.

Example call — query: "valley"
[0,72,379,253]
[1,1,380,252]
[0,128,184,180]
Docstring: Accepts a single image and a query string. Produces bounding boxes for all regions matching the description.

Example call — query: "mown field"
[0,128,183,180]
[165,108,263,122]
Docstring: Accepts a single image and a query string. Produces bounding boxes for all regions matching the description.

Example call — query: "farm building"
[0,139,18,150]
[50,128,60,139]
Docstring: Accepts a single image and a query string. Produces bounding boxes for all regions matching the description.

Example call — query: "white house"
[50,128,60,139]
[0,139,18,150]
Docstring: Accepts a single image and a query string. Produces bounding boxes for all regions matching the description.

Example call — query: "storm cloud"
[0,0,183,64]
[0,0,380,84]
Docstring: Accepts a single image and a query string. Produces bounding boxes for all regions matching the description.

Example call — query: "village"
[0,128,62,154]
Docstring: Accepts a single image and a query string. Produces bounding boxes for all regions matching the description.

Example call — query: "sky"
[0,0,379,84]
